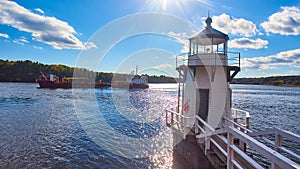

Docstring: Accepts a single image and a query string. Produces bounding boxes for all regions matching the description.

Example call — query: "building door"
[197,89,209,122]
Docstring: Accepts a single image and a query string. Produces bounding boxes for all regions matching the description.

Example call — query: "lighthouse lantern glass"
[189,38,227,56]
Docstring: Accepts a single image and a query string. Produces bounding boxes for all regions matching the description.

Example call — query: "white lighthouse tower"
[167,16,300,169]
[177,16,241,135]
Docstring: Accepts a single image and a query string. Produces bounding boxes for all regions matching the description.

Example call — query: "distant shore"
[0,59,299,86]
[231,76,300,87]
[0,59,176,84]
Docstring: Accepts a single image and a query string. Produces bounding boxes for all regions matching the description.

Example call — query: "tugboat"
[36,71,111,89]
[112,66,149,89]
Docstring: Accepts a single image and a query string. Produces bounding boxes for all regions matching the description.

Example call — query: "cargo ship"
[37,71,149,89]
[36,71,111,89]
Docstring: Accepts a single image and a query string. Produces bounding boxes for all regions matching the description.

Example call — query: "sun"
[147,0,183,11]
[162,0,168,10]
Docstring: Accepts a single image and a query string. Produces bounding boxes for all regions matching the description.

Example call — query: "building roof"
[189,17,229,45]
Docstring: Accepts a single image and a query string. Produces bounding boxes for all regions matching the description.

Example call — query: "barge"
[36,71,111,89]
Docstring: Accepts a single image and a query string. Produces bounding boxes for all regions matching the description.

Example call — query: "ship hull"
[129,83,149,89]
[111,82,149,89]
[37,80,111,89]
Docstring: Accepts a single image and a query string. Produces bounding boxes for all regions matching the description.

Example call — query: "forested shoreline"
[0,59,299,86]
[0,60,176,83]
[231,76,300,87]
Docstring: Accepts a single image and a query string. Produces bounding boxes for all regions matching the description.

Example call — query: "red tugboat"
[36,71,111,89]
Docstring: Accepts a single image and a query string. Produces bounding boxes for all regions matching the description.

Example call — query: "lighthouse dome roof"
[189,17,229,45]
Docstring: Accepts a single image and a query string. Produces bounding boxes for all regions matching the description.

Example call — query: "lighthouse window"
[192,43,196,55]
[205,46,212,53]
[217,43,225,54]
[198,45,205,54]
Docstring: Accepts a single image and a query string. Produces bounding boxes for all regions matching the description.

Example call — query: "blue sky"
[0,0,300,77]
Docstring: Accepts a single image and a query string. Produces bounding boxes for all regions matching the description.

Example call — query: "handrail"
[231,108,250,118]
[274,127,300,143]
[249,128,300,143]
[166,107,300,168]
[165,108,194,128]
[262,137,300,161]
[248,127,300,162]
[228,127,299,169]
[223,116,252,133]
[195,115,215,132]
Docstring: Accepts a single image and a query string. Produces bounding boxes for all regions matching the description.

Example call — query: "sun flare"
[162,0,168,10]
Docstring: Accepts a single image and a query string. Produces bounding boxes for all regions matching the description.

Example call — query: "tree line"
[231,76,300,87]
[0,59,176,83]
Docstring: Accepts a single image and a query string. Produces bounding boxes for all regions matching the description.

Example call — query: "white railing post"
[205,135,211,155]
[195,117,199,134]
[245,113,250,132]
[241,112,250,151]
[183,117,186,140]
[227,132,234,169]
[272,132,283,169]
[166,110,168,126]
[233,109,238,128]
[171,111,174,126]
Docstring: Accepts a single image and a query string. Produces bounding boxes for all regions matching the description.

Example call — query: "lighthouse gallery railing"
[176,51,241,68]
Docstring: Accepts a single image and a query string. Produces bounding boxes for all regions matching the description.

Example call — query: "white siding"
[193,66,230,129]
[207,67,229,128]
[183,69,197,128]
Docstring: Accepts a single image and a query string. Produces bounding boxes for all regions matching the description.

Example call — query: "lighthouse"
[167,16,300,169]
[176,16,241,134]
[169,16,241,168]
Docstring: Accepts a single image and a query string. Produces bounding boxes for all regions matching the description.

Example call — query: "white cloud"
[34,8,44,14]
[168,31,189,53]
[261,6,300,35]
[229,38,268,49]
[13,37,29,45]
[288,70,300,74]
[153,64,173,69]
[221,5,232,10]
[241,48,300,70]
[33,45,43,50]
[210,13,259,37]
[0,1,96,50]
[0,33,9,38]
[84,42,97,49]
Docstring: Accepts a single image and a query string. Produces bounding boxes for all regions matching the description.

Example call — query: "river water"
[0,83,299,168]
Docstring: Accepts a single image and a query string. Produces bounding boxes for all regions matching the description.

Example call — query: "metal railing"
[186,51,240,67]
[175,51,240,69]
